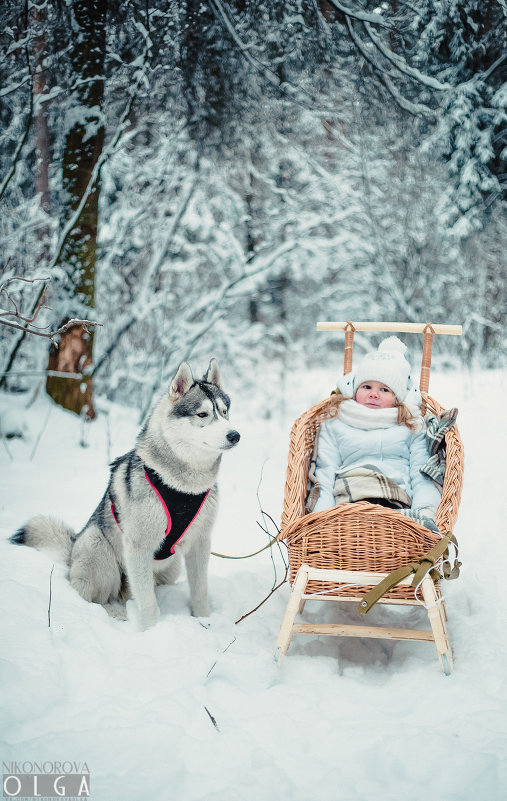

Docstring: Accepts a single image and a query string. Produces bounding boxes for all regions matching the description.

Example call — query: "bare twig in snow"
[203,706,220,732]
[234,569,289,625]
[48,565,54,627]
[205,636,237,679]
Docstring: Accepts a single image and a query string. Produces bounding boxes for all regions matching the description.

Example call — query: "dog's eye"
[196,411,209,418]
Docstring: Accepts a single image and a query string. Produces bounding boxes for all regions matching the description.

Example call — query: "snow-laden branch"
[481,53,507,82]
[344,17,435,118]
[135,234,306,421]
[0,75,31,97]
[327,1,390,27]
[0,316,102,339]
[91,173,198,378]
[344,15,397,78]
[464,312,504,334]
[209,0,346,116]
[356,147,421,322]
[0,277,101,341]
[140,172,199,290]
[149,239,301,402]
[376,71,437,118]
[0,42,33,202]
[211,0,443,120]
[363,22,451,91]
[95,235,298,384]
[209,0,279,88]
[0,105,31,200]
[51,92,138,274]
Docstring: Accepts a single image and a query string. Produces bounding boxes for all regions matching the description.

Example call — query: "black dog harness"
[111,465,210,561]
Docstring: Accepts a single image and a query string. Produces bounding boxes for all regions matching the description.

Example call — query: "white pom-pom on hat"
[378,336,407,356]
[353,336,412,402]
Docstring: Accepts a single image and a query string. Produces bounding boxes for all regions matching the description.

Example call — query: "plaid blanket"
[308,459,442,533]
[332,466,412,508]
[420,407,458,487]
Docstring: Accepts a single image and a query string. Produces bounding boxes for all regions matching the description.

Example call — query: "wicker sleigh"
[274,322,464,674]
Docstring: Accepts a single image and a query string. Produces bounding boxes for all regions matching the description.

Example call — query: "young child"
[311,337,441,522]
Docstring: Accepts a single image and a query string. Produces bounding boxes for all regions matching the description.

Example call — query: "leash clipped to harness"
[357,531,461,614]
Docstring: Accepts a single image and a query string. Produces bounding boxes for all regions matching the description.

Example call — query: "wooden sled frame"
[274,322,464,674]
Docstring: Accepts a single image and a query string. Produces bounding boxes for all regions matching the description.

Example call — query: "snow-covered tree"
[411,0,506,220]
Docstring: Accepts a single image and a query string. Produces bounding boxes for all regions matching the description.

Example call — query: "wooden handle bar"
[317,321,462,403]
[316,321,462,335]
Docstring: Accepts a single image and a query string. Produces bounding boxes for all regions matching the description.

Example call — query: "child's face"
[355,381,396,409]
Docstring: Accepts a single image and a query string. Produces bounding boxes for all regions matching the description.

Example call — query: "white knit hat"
[353,336,411,402]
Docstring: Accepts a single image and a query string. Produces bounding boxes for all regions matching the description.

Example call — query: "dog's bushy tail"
[11,516,75,564]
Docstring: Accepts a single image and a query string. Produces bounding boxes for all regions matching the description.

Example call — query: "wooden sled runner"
[274,322,464,674]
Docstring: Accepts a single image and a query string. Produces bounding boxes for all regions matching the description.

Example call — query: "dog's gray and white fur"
[11,359,239,629]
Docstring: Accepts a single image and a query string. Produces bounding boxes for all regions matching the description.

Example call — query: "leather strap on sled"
[358,532,460,614]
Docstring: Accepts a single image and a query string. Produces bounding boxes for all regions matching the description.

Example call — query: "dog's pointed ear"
[203,358,222,388]
[170,362,194,402]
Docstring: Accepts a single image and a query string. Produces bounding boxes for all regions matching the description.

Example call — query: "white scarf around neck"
[338,399,423,431]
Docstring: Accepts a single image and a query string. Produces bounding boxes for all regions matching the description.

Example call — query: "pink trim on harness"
[144,469,172,538]
[143,470,210,555]
[111,503,121,529]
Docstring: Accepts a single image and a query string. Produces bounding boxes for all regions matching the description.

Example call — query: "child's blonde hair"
[394,400,420,431]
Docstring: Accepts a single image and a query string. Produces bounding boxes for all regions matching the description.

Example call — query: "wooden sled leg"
[421,575,453,675]
[274,565,309,666]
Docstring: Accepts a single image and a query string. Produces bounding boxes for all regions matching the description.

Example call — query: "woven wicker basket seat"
[280,393,464,602]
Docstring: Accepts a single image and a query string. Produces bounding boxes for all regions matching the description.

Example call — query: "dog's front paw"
[191,600,210,618]
[137,602,160,630]
[103,601,128,621]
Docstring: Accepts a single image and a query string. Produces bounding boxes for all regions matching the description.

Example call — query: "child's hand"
[417,506,437,521]
[403,506,440,533]
[415,506,440,534]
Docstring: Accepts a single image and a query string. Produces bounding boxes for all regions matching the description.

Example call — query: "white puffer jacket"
[312,400,441,513]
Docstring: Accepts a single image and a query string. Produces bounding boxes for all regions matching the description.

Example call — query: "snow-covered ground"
[1,367,506,801]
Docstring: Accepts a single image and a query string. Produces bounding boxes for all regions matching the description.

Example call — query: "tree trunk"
[46,0,106,419]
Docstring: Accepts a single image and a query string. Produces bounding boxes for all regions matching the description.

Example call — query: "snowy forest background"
[0,0,505,419]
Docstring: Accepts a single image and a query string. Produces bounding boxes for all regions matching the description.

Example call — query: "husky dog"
[11,359,240,629]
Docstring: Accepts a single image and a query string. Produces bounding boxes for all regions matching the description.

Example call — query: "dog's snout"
[227,430,240,446]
